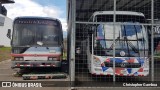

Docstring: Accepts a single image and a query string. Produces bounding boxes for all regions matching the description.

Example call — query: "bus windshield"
[95,15,145,23]
[94,23,148,57]
[12,19,62,47]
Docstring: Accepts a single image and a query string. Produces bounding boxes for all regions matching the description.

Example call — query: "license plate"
[121,70,127,74]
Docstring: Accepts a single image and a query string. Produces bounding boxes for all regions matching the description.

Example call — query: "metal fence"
[67,0,160,89]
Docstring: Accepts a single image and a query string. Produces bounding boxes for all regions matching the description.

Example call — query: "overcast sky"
[5,0,67,30]
[4,0,67,31]
[0,0,67,46]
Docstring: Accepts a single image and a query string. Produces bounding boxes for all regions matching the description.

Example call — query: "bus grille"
[104,62,141,68]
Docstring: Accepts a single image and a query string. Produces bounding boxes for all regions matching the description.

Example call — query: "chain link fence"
[67,0,160,89]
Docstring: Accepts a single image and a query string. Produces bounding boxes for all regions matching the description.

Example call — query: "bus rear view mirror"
[88,25,96,34]
[92,25,96,32]
[76,47,81,54]
[7,29,11,39]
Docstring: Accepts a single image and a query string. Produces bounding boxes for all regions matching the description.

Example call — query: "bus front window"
[94,23,148,57]
[12,19,61,47]
[41,25,59,45]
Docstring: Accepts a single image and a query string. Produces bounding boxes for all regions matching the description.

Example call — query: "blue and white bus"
[86,11,149,76]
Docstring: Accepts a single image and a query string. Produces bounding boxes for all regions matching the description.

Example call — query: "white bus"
[7,17,63,69]
[86,11,149,76]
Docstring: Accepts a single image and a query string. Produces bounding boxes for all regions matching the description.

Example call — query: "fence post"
[151,0,154,82]
[113,0,117,83]
[70,0,76,89]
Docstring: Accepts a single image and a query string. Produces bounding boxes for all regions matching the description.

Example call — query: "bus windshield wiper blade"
[124,37,139,53]
[109,36,120,49]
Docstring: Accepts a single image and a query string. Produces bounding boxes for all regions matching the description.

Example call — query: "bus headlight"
[14,57,23,61]
[93,57,101,67]
[48,57,58,61]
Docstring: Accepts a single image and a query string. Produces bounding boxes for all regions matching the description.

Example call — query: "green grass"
[155,53,160,56]
[63,52,67,60]
[0,47,11,62]
[0,47,11,50]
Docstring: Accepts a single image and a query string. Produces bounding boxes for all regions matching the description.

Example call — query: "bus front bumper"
[91,67,149,76]
[11,60,61,68]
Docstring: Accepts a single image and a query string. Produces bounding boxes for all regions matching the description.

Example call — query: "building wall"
[0,14,12,46]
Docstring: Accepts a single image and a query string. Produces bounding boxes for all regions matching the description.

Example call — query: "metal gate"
[67,0,160,89]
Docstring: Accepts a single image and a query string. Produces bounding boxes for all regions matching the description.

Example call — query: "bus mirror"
[88,25,96,34]
[92,25,96,30]
[7,29,11,39]
[76,47,81,54]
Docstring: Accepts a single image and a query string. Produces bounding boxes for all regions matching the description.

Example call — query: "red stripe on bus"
[131,74,134,76]
[138,74,144,76]
[11,54,61,57]
[17,64,20,67]
[100,73,104,75]
[120,74,124,76]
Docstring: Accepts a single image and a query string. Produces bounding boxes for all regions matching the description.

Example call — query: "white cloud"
[4,0,67,31]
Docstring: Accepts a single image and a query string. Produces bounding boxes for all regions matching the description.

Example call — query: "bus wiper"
[124,37,139,53]
[109,36,120,49]
[109,30,121,49]
[123,25,139,56]
[109,37,139,54]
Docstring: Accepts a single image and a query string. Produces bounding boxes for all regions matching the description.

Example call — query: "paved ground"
[0,60,160,90]
[0,60,70,90]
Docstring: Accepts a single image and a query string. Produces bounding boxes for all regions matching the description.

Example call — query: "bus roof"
[13,16,61,23]
[93,11,145,17]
